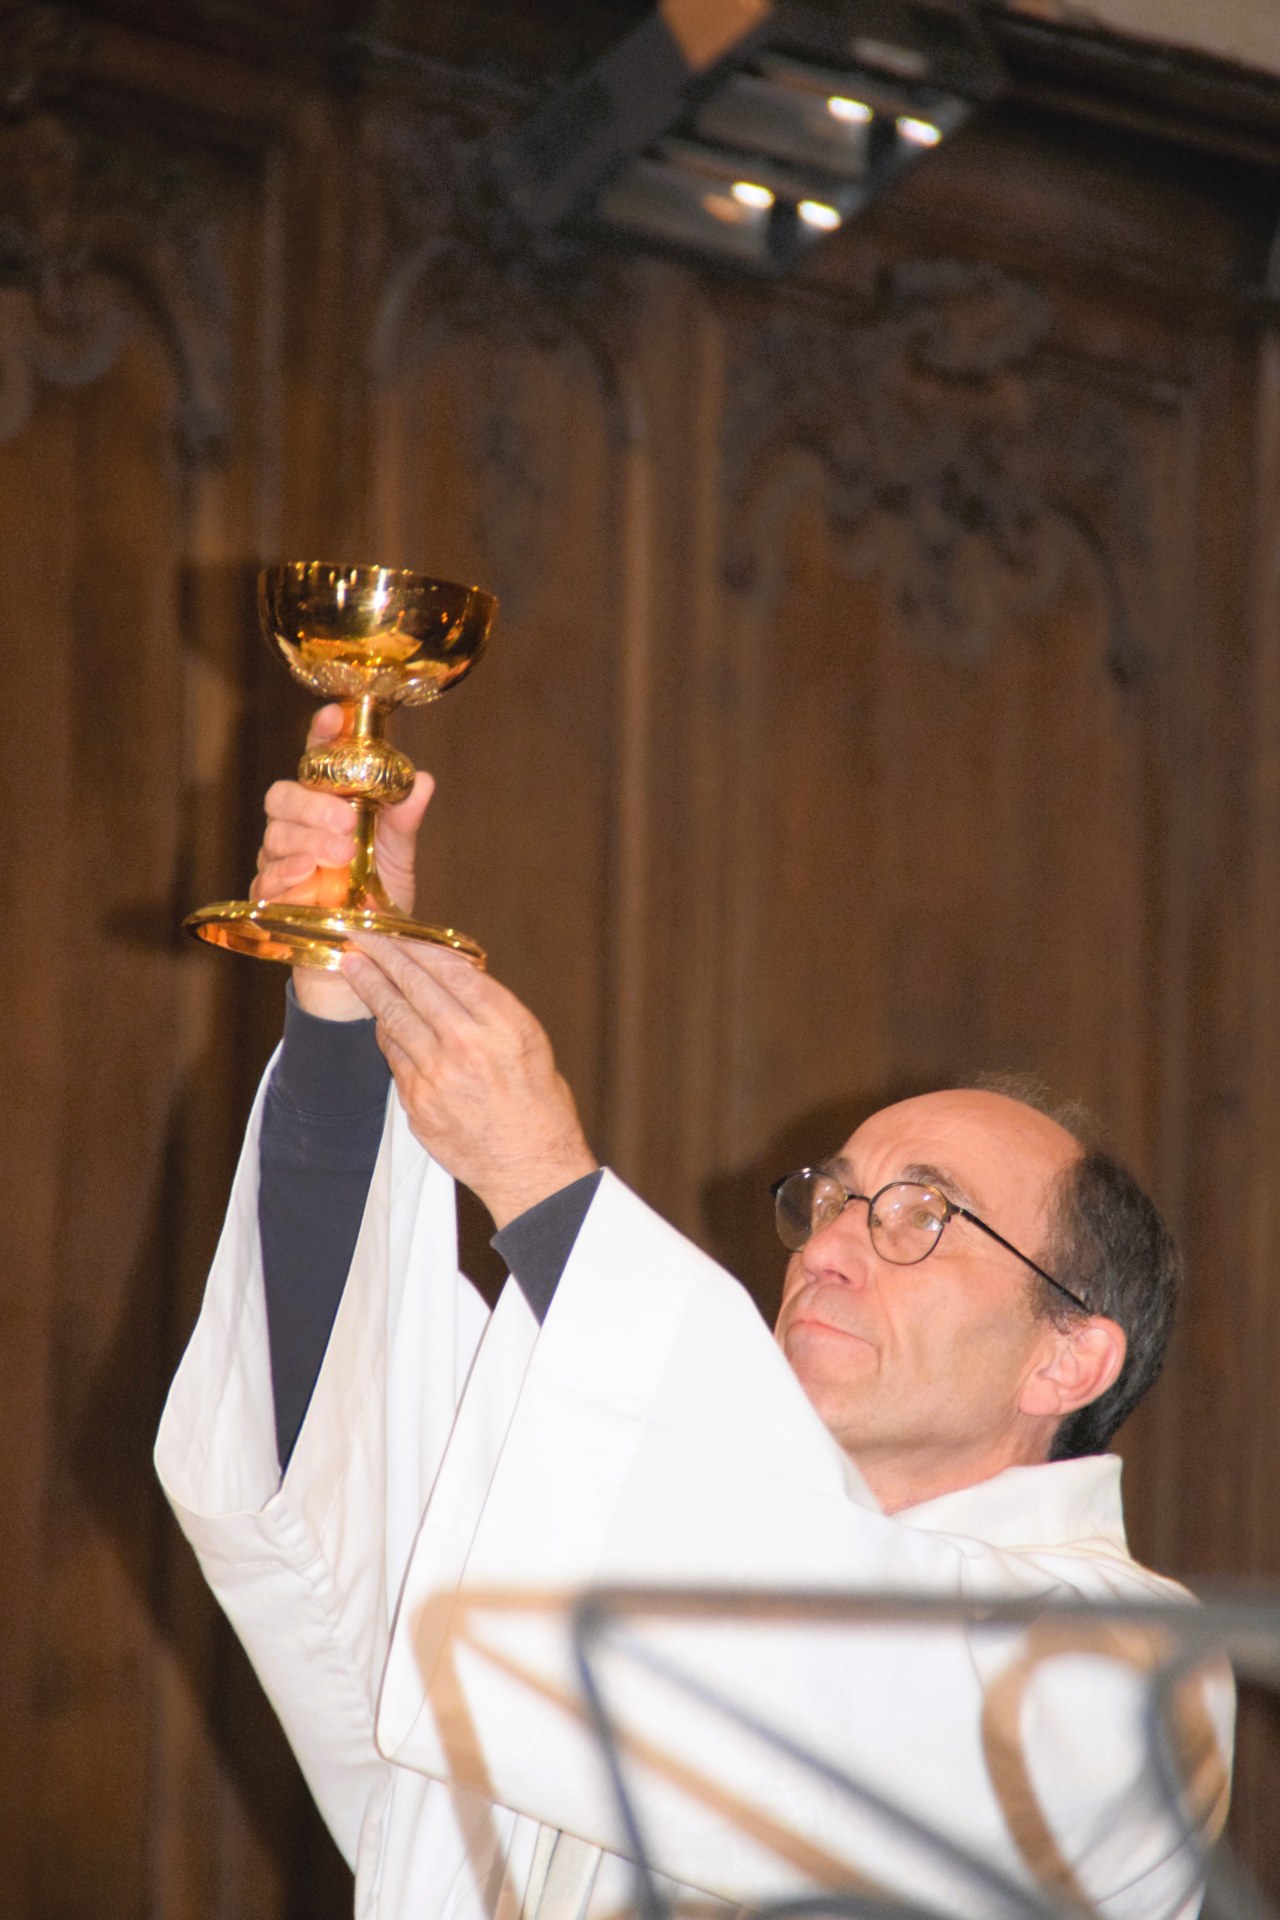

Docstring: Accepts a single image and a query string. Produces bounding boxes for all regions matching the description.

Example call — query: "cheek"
[917,1298,1041,1398]
[888,1284,1023,1378]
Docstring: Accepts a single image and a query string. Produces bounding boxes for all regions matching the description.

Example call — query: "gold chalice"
[185,561,495,969]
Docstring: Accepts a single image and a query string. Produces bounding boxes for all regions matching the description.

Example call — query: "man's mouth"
[785,1282,878,1348]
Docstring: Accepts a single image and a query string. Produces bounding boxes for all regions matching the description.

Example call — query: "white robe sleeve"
[155,1071,506,1865]
[374,1170,1228,1918]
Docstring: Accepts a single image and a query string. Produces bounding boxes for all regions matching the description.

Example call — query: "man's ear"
[1018,1316,1127,1421]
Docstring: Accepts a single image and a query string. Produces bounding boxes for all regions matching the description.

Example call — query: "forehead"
[836,1090,1079,1236]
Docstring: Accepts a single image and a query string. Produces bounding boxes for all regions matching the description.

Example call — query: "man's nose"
[803,1199,876,1278]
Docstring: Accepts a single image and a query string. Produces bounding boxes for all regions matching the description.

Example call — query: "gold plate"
[184,900,486,970]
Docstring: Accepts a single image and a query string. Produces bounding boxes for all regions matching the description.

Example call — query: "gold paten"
[185,561,496,969]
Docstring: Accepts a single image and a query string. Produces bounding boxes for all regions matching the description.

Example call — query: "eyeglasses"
[769,1168,1090,1313]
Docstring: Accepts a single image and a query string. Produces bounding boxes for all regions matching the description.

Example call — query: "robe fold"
[156,1076,1230,1920]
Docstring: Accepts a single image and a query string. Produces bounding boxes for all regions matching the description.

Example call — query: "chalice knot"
[298,736,416,806]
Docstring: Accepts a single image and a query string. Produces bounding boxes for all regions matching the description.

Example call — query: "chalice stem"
[336,697,394,912]
[347,804,393,912]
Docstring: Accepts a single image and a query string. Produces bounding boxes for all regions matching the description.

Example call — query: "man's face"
[774,1090,1082,1504]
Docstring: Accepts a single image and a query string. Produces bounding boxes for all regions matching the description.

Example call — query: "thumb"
[382,769,434,835]
[305,703,346,748]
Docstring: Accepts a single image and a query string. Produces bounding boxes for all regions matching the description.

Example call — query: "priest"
[156,709,1232,1920]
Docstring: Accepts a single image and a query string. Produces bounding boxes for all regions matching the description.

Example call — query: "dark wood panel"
[374,330,622,1146]
[0,389,79,1920]
[34,333,186,1916]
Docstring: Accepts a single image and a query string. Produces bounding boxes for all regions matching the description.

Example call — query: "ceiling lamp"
[490,1,1004,273]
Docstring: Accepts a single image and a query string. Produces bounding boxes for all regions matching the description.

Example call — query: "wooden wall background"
[4,3,1280,1914]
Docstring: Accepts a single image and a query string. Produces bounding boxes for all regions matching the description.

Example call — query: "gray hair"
[971,1073,1181,1457]
[1041,1148,1181,1458]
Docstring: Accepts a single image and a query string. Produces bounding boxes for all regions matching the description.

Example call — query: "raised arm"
[246,702,435,1460]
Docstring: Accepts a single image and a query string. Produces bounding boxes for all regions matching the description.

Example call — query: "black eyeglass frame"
[769,1169,1091,1315]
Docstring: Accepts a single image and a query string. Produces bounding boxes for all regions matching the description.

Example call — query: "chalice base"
[183,900,486,970]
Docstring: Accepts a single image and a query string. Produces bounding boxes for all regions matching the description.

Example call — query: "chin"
[782,1318,876,1379]
[783,1341,874,1435]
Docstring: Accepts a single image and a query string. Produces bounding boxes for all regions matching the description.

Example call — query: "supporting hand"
[252,704,434,1020]
[339,934,598,1227]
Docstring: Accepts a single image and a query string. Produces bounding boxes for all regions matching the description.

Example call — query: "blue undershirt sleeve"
[259,985,390,1469]
[490,1171,604,1320]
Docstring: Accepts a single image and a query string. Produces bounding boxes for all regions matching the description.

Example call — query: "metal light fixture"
[490,1,1004,274]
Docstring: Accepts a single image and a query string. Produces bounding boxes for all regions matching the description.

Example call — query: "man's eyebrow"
[900,1162,981,1211]
[820,1154,981,1213]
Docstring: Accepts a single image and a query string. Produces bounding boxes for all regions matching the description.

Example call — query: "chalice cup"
[184,561,496,969]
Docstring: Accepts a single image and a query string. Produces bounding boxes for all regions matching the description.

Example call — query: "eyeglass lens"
[774,1171,949,1262]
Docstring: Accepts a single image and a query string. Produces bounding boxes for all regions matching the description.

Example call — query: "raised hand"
[253,704,434,1020]
[339,934,598,1227]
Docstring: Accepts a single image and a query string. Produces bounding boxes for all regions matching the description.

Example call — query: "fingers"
[253,790,349,900]
[337,936,596,1225]
[255,780,357,899]
[339,942,419,1028]
[340,948,452,1124]
[253,856,354,908]
[255,853,319,894]
[339,935,469,1042]
[264,778,358,844]
[261,811,356,867]
[345,933,529,1031]
[339,936,535,1082]
[263,739,432,917]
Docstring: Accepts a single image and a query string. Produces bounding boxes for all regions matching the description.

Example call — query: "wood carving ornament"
[0,15,230,463]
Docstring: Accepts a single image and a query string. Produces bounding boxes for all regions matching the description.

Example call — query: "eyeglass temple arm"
[955,1206,1089,1314]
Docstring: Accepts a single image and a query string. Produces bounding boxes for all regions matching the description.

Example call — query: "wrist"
[292,963,374,1022]
[484,1150,600,1231]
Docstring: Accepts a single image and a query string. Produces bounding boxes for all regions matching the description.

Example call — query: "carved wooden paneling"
[375,329,622,1132]
[665,265,1198,1269]
[3,5,1280,1915]
[0,17,349,1917]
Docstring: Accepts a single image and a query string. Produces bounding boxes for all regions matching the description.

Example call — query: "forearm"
[259,985,601,1467]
